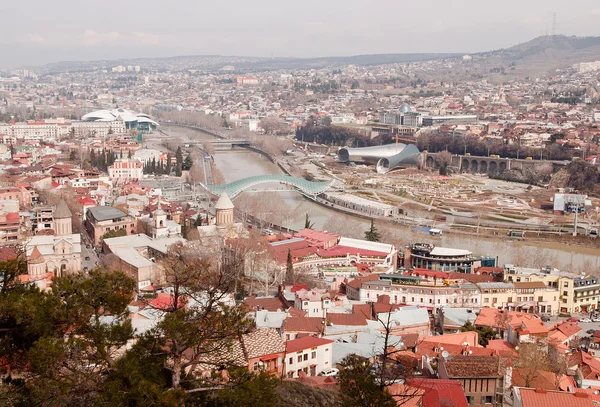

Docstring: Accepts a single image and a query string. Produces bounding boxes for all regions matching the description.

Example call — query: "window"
[508,297,513,303]
[325,348,329,352]
[297,356,302,363]
[311,351,316,359]
[466,396,474,405]
[484,395,493,404]
[286,334,290,341]
[493,297,498,303]
[484,298,489,304]
[517,297,521,302]
[289,357,293,365]
[303,354,308,361]
[538,296,543,302]
[564,281,569,287]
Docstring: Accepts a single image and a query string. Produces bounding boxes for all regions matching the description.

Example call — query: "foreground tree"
[0,264,136,406]
[338,354,396,407]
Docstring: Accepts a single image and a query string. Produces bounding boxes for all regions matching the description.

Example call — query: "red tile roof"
[408,379,468,407]
[319,245,389,258]
[518,388,594,407]
[346,274,379,290]
[242,297,288,312]
[568,350,600,380]
[326,313,368,326]
[512,368,571,391]
[409,269,451,279]
[283,316,325,334]
[285,336,333,354]
[441,356,502,378]
[552,321,582,338]
[352,303,373,320]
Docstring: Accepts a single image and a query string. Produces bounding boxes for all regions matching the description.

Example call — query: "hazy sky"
[1,0,600,68]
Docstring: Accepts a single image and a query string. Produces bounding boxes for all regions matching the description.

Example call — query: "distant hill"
[31,52,460,75]
[474,35,600,75]
[20,34,600,77]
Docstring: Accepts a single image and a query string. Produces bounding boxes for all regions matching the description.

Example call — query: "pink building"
[108,159,143,184]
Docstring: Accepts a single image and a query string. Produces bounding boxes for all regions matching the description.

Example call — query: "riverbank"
[162,124,600,268]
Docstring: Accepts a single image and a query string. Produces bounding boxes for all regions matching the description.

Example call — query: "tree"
[461,321,496,346]
[183,153,193,171]
[201,367,280,407]
[338,355,397,407]
[69,150,76,161]
[90,148,96,167]
[365,219,381,242]
[286,249,294,283]
[304,213,315,229]
[0,266,136,406]
[435,150,452,176]
[338,310,422,406]
[514,340,567,388]
[101,228,127,242]
[148,242,252,390]
[175,146,184,177]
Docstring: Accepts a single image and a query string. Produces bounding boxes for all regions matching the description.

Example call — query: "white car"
[318,368,339,377]
[581,318,592,323]
[592,318,600,322]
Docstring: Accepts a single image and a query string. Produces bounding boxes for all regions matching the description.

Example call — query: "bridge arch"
[499,162,507,172]
[480,161,488,173]
[426,156,435,168]
[471,160,479,173]
[489,161,497,173]
[201,175,335,199]
[462,159,470,171]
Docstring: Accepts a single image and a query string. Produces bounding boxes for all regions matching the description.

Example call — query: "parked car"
[581,318,592,323]
[540,314,551,322]
[567,317,580,322]
[587,329,596,335]
[593,317,600,322]
[85,256,90,261]
[318,368,339,377]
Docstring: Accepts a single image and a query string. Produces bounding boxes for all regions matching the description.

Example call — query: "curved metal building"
[338,143,420,174]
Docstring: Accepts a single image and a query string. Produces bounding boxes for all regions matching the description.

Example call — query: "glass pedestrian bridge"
[201,175,335,198]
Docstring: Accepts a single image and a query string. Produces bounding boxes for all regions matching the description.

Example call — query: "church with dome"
[26,198,82,277]
[197,192,246,241]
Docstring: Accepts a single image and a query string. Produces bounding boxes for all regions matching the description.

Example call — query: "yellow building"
[477,281,558,314]
[504,266,600,314]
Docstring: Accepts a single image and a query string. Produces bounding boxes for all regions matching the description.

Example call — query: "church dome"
[54,198,72,219]
[29,246,45,264]
[215,192,234,210]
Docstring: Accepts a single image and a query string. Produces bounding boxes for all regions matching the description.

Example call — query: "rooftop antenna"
[552,12,557,36]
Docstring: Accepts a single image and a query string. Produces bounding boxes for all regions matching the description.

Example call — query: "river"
[162,125,600,271]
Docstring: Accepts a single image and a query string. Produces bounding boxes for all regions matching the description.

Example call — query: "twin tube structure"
[338,143,420,174]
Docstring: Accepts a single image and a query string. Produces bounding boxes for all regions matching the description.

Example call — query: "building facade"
[26,199,82,277]
[108,159,143,184]
[85,206,137,246]
[284,337,333,378]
